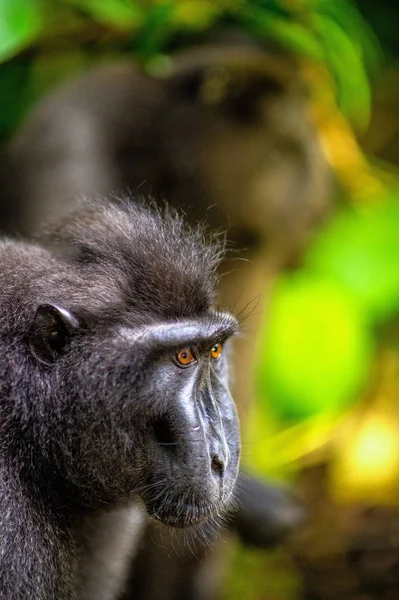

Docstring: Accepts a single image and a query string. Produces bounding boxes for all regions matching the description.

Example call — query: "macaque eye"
[174,347,196,367]
[210,343,222,360]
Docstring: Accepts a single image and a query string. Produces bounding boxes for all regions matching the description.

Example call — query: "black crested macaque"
[0,199,240,599]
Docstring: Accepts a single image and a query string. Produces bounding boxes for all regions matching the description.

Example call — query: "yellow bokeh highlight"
[332,395,399,505]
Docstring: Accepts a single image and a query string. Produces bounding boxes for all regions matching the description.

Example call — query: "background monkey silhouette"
[0,44,330,260]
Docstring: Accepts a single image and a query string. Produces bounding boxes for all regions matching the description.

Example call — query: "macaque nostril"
[152,416,177,448]
[211,455,225,477]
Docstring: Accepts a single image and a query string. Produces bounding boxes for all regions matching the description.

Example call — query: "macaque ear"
[29,303,79,365]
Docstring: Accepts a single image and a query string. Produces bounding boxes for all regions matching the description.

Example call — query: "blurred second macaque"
[0,43,330,261]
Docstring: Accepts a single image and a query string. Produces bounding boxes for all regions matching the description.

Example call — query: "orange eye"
[210,343,222,360]
[175,347,196,367]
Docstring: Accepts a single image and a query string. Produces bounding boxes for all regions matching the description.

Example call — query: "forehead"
[49,203,224,320]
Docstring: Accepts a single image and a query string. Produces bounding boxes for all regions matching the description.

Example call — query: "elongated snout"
[150,404,229,483]
[140,366,240,527]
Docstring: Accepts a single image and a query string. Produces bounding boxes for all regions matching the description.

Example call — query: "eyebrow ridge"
[119,313,238,349]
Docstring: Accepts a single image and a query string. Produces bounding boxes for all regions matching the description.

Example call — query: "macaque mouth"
[146,499,219,528]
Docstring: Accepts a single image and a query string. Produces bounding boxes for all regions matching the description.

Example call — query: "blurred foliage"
[257,189,399,424]
[222,546,300,600]
[0,0,381,140]
[0,0,43,61]
[357,0,399,59]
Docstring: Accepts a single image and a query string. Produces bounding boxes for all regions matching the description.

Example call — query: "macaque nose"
[211,454,225,477]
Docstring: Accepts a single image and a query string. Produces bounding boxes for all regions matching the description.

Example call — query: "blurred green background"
[2,1,399,599]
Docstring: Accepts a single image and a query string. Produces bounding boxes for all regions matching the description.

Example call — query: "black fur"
[0,199,240,599]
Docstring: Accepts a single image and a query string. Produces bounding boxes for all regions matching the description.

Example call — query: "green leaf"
[241,9,325,61]
[316,0,382,76]
[312,14,371,130]
[0,0,43,62]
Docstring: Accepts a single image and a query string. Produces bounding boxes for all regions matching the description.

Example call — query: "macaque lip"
[147,502,216,528]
